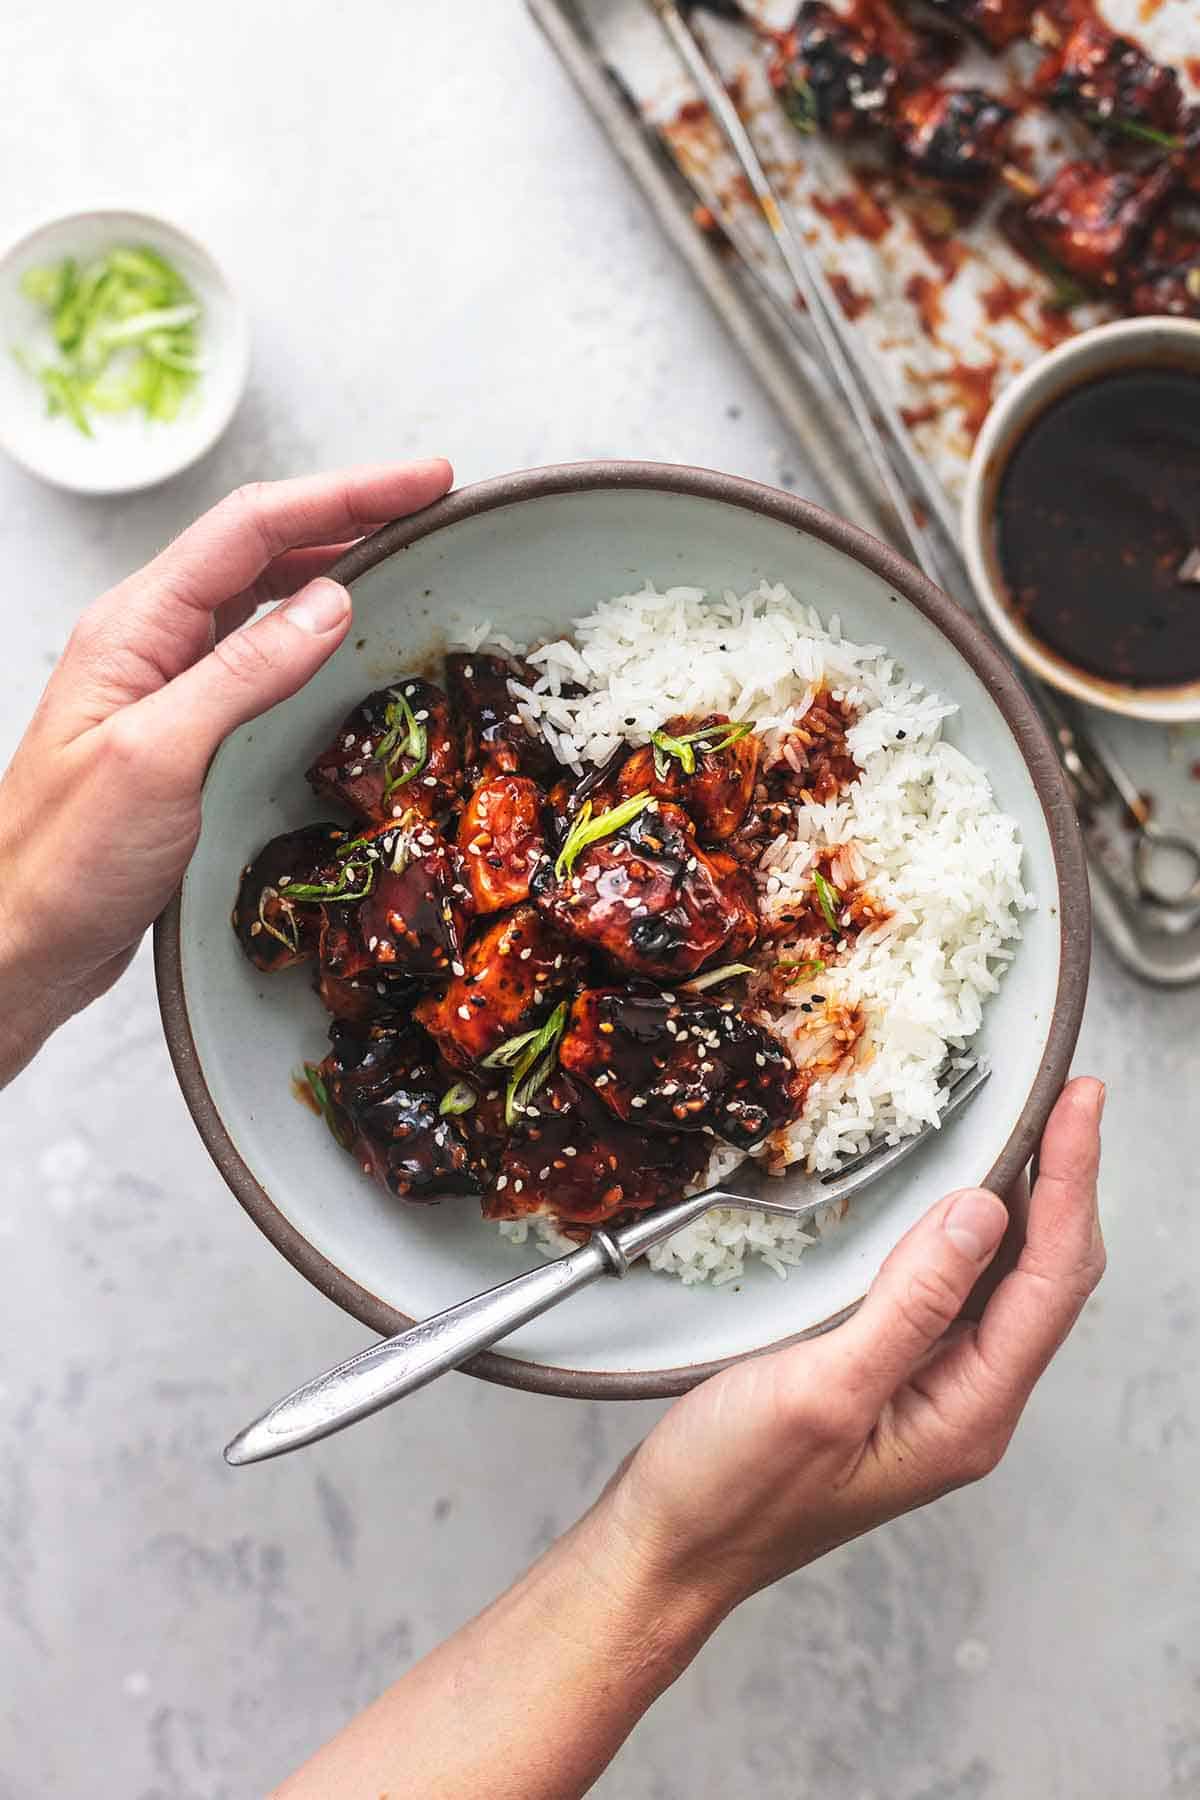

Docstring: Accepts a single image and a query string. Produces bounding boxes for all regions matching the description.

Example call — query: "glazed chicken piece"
[313,1022,472,1201]
[480,1073,711,1227]
[1025,159,1176,288]
[774,2,898,138]
[414,904,582,1071]
[891,86,1015,194]
[1124,219,1200,317]
[560,989,803,1149]
[232,823,352,973]
[917,0,1034,51]
[611,714,761,843]
[444,651,557,785]
[457,775,548,914]
[533,799,760,982]
[306,679,459,825]
[352,817,474,977]
[1033,18,1183,142]
[313,906,424,1022]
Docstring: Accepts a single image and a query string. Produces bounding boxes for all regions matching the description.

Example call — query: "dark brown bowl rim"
[154,459,1091,1401]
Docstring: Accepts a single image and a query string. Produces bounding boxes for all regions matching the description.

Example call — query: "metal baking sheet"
[530,0,1200,982]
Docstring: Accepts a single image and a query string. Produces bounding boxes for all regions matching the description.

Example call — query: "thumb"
[825,1186,1009,1411]
[134,577,351,776]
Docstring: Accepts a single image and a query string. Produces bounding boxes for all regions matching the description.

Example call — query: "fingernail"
[1095,1081,1107,1121]
[284,578,350,635]
[943,1189,1007,1261]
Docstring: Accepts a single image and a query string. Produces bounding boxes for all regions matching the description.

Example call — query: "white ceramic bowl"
[0,208,249,495]
[962,317,1200,725]
[156,464,1089,1399]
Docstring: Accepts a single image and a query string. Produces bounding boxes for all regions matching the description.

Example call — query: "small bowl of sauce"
[963,318,1200,724]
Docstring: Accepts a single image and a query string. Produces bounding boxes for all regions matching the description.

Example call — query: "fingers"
[821,1184,1009,1413]
[125,578,352,779]
[970,1077,1105,1403]
[58,461,452,711]
[147,460,452,616]
[214,542,358,640]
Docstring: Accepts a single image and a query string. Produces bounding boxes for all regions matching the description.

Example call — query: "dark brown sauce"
[995,367,1200,688]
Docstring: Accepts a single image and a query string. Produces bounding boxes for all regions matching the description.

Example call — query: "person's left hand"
[0,459,452,1079]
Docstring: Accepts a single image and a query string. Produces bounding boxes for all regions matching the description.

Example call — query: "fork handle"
[225,1192,724,1465]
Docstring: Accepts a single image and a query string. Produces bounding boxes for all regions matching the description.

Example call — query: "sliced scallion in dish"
[439,1082,477,1117]
[14,244,203,436]
[680,962,755,993]
[651,718,753,779]
[812,869,842,937]
[554,791,654,882]
[482,1001,569,1126]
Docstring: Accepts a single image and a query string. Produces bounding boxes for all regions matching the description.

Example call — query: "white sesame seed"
[392,805,404,818]
[451,961,466,977]
[464,663,474,678]
[423,776,439,787]
[595,1073,610,1086]
[564,1146,577,1157]
[368,936,379,952]
[539,1166,551,1180]
[414,709,429,722]
[457,1005,471,1020]
[755,1053,766,1067]
[249,921,262,937]
[343,735,356,749]
[513,1179,523,1193]
[350,764,364,777]
[404,684,416,696]
[519,947,532,961]
[495,1175,508,1190]
[631,1096,646,1108]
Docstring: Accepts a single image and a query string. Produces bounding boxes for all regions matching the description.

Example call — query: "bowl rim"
[961,316,1200,725]
[0,205,250,496]
[154,459,1091,1400]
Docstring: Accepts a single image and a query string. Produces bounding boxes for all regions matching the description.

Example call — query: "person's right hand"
[600,1077,1105,1609]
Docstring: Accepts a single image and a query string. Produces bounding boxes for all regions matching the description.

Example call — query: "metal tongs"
[648,0,1200,937]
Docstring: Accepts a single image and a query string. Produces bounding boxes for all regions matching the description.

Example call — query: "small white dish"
[962,317,1200,726]
[0,208,249,496]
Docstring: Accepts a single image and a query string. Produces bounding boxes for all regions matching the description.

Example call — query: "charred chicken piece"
[232,823,349,973]
[1033,18,1183,142]
[457,775,548,914]
[891,86,1015,194]
[774,2,898,138]
[560,989,802,1148]
[916,0,1034,51]
[306,679,459,825]
[414,904,582,1071]
[313,1022,472,1201]
[1124,218,1200,317]
[352,818,474,978]
[444,651,557,785]
[1025,159,1176,288]
[481,1072,711,1227]
[613,714,761,843]
[533,799,760,981]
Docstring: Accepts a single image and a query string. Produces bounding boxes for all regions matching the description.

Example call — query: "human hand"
[0,459,452,1081]
[601,1077,1105,1610]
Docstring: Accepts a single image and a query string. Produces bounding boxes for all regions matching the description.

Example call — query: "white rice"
[480,581,1032,1287]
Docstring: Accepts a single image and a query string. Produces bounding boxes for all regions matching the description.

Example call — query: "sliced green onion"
[681,962,755,993]
[812,870,842,937]
[776,956,827,985]
[256,888,300,953]
[554,791,654,882]
[780,74,818,134]
[1084,112,1181,150]
[372,690,428,795]
[14,244,203,435]
[650,719,754,778]
[439,1081,477,1117]
[483,1002,569,1127]
[301,1062,352,1149]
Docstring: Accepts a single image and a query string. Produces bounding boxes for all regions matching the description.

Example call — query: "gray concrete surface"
[1,4,1198,1796]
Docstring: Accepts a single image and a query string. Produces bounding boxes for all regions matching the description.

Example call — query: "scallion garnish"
[439,1082,477,1117]
[482,1001,569,1126]
[15,245,204,436]
[776,956,827,984]
[373,690,428,795]
[650,719,754,779]
[812,870,842,937]
[680,962,755,993]
[1085,112,1181,150]
[301,1062,352,1149]
[780,74,818,134]
[554,791,654,882]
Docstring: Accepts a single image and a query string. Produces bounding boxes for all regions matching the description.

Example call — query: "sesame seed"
[415,709,429,721]
[423,776,439,787]
[539,1167,551,1180]
[343,735,356,749]
[513,1179,524,1193]
[350,764,364,777]
[631,1096,646,1108]
[755,1053,766,1067]
[464,663,474,678]
[564,1146,577,1157]
[392,805,404,818]
[404,684,416,696]
[452,961,466,977]
[457,1005,471,1020]
[249,921,262,937]
[495,1175,508,1190]
[368,936,379,952]
[519,947,532,961]
[595,1073,610,1086]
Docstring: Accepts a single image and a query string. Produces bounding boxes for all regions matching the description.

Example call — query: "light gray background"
[1,5,1197,1797]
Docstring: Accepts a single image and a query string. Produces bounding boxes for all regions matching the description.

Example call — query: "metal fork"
[224,1064,989,1465]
